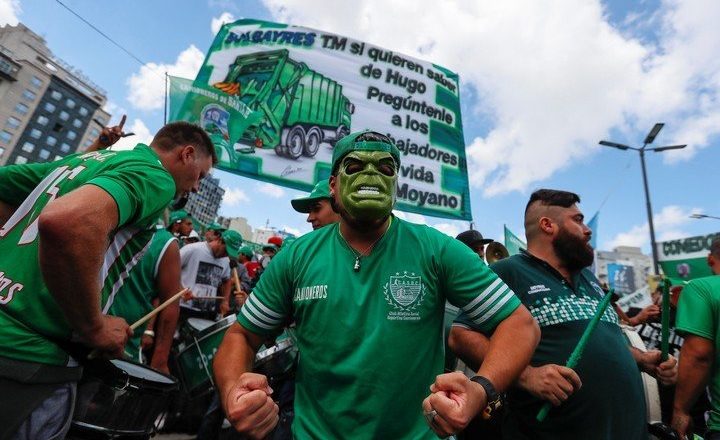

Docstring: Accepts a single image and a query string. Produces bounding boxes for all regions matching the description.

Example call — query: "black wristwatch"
[470,375,503,420]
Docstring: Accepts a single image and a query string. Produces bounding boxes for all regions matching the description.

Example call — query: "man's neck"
[526,243,577,284]
[339,216,391,252]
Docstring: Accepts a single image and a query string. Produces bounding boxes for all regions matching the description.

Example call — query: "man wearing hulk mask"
[213,131,539,439]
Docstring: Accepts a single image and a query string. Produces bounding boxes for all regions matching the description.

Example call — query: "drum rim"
[108,358,179,390]
[71,420,153,436]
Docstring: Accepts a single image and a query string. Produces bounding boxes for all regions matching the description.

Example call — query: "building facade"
[217,215,253,242]
[595,246,653,295]
[185,174,225,226]
[0,23,110,166]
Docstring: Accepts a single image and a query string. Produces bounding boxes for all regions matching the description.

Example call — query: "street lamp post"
[599,123,687,275]
[691,214,720,221]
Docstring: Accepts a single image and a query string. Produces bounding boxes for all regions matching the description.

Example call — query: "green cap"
[238,246,254,258]
[291,180,332,213]
[169,209,191,224]
[208,222,227,232]
[221,230,243,259]
[331,131,401,173]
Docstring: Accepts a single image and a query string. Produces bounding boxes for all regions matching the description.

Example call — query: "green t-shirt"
[455,251,646,440]
[0,145,176,367]
[108,228,178,360]
[675,275,720,431]
[237,217,521,439]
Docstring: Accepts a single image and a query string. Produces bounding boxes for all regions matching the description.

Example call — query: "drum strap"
[0,377,63,439]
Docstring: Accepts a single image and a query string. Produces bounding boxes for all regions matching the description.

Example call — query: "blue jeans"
[12,382,76,440]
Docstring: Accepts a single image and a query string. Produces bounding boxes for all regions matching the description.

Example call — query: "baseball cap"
[208,222,227,232]
[169,210,191,224]
[331,131,401,173]
[456,230,493,248]
[291,180,332,213]
[188,230,200,239]
[238,246,254,258]
[221,230,243,259]
[268,236,283,247]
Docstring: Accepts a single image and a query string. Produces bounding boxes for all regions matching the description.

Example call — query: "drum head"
[110,359,177,385]
[187,318,215,333]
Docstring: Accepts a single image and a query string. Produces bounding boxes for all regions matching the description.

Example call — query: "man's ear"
[329,175,337,197]
[539,217,555,235]
[180,145,196,163]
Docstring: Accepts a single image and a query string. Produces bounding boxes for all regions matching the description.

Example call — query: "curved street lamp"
[599,123,687,275]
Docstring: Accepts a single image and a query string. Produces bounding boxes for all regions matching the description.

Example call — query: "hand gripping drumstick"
[88,287,189,359]
[536,290,614,422]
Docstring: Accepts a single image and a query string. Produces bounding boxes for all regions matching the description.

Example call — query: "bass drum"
[69,359,178,439]
[622,325,662,425]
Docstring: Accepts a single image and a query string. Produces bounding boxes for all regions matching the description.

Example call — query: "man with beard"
[449,188,677,440]
[213,131,540,439]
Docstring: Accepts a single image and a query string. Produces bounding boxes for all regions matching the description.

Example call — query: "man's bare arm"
[0,200,16,225]
[448,325,492,372]
[38,185,130,355]
[150,240,182,372]
[672,335,714,437]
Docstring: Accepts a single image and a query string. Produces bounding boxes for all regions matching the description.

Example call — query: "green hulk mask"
[336,151,397,222]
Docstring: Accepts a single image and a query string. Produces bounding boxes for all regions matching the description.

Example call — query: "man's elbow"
[447,326,464,355]
[37,207,70,244]
[506,306,541,348]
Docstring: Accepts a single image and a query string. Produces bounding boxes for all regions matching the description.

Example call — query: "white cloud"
[604,205,703,249]
[222,187,251,207]
[257,182,286,198]
[0,0,20,26]
[211,12,236,34]
[432,222,462,238]
[126,45,205,111]
[261,0,720,196]
[392,210,427,224]
[109,118,153,151]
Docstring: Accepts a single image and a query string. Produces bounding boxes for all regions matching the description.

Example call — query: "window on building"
[6,116,21,129]
[30,128,42,139]
[0,146,5,157]
[51,90,62,100]
[54,155,62,161]
[66,130,77,140]
[44,102,56,113]
[79,106,88,116]
[15,156,28,164]
[47,136,57,147]
[66,98,76,109]
[30,75,43,89]
[72,118,82,128]
[59,111,69,121]
[60,142,71,153]
[37,115,49,126]
[0,130,12,143]
[22,141,34,153]
[22,89,37,101]
[39,149,51,160]
[15,102,29,115]
[83,138,93,148]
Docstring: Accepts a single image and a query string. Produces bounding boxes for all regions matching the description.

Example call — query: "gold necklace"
[339,218,392,272]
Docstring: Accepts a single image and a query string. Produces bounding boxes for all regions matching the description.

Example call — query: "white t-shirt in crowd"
[180,241,230,311]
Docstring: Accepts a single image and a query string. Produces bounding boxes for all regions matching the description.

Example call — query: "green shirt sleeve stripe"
[476,295,521,330]
[244,296,283,326]
[248,291,285,319]
[465,284,510,320]
[240,305,277,330]
[462,278,503,312]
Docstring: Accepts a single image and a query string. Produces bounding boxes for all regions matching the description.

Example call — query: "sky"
[3,0,718,252]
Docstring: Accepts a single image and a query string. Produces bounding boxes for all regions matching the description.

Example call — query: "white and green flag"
[191,18,471,220]
[504,225,526,256]
[657,232,720,281]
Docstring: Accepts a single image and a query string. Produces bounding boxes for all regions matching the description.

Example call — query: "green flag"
[657,232,720,281]
[504,225,526,256]
[167,75,262,164]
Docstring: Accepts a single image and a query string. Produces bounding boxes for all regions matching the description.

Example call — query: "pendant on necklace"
[353,256,361,272]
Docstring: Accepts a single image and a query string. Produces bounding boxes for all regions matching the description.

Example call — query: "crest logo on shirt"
[384,272,426,321]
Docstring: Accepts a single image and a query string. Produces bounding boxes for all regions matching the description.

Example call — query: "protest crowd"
[0,42,717,440]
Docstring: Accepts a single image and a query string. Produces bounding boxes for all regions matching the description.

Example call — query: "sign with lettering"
[657,232,720,281]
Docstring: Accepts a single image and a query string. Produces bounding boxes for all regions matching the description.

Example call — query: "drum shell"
[622,325,662,423]
[176,315,236,395]
[72,359,178,437]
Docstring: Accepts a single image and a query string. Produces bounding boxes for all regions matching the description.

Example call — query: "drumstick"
[660,279,671,362]
[130,287,189,331]
[88,288,189,359]
[188,296,226,300]
[537,290,613,422]
[232,267,243,294]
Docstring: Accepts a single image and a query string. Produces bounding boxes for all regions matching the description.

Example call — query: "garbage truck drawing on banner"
[213,49,354,159]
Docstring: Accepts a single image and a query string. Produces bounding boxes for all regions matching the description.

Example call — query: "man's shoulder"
[490,254,529,274]
[393,217,455,248]
[686,275,720,295]
[152,228,176,244]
